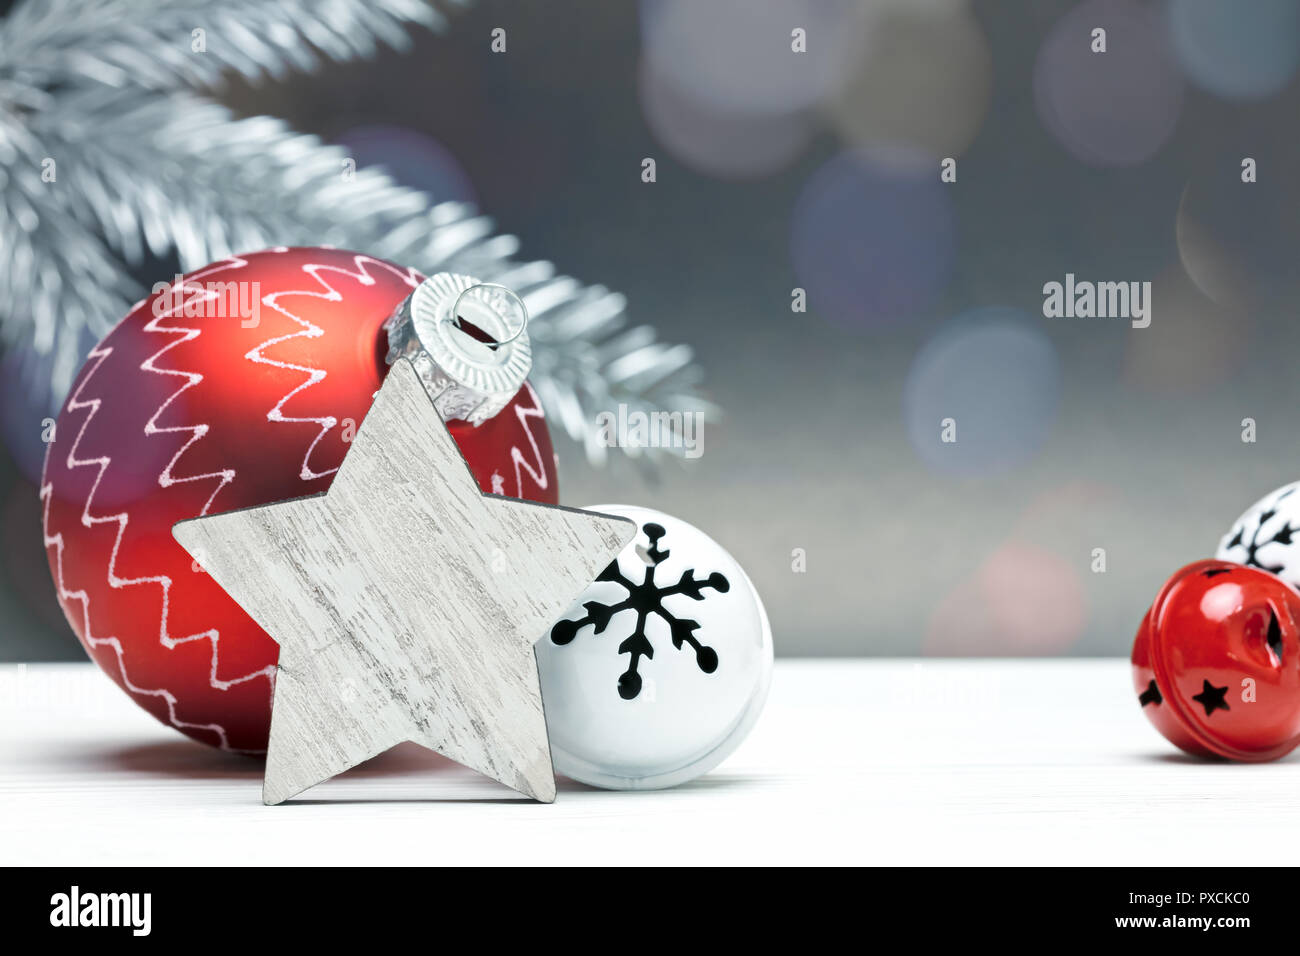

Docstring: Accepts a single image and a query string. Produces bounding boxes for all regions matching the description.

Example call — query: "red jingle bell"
[1132,559,1300,761]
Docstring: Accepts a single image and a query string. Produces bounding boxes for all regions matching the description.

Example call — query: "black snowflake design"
[550,522,729,700]
[1223,487,1298,576]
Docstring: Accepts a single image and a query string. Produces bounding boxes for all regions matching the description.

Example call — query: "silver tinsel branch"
[0,0,711,466]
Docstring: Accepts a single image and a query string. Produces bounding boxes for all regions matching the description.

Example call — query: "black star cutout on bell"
[1192,679,1230,717]
[1139,679,1162,707]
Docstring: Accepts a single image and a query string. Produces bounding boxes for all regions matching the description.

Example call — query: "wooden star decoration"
[173,358,635,805]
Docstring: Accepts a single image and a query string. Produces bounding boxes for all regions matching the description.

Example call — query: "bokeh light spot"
[639,0,861,115]
[791,149,955,330]
[1175,143,1300,310]
[1033,0,1184,167]
[904,308,1061,477]
[826,2,992,165]
[333,126,476,204]
[1170,0,1299,100]
[1122,265,1248,394]
[926,542,1086,655]
[638,58,814,180]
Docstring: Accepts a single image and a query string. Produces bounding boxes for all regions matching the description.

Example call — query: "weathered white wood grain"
[172,359,635,805]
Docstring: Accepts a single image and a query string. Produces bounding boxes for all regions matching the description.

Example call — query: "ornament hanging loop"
[385,272,533,426]
[450,283,529,348]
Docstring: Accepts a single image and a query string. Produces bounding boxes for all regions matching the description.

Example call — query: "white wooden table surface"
[2,659,1296,866]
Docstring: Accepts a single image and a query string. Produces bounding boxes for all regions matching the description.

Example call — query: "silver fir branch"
[0,0,711,466]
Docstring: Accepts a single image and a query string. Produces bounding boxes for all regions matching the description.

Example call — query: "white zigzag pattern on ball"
[248,250,421,480]
[41,341,236,751]
[135,256,276,700]
[39,347,239,746]
[509,384,550,498]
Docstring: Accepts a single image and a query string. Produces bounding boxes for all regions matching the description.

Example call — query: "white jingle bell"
[536,505,773,790]
[1217,481,1300,588]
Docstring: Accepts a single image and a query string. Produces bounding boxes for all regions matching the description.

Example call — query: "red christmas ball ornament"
[1132,559,1300,761]
[41,247,559,752]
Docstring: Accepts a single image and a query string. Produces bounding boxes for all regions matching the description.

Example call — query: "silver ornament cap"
[384,272,533,425]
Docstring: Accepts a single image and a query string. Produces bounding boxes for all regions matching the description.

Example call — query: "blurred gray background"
[4,0,1300,659]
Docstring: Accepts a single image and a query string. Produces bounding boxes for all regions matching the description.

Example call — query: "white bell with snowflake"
[536,504,773,790]
[1217,481,1300,589]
